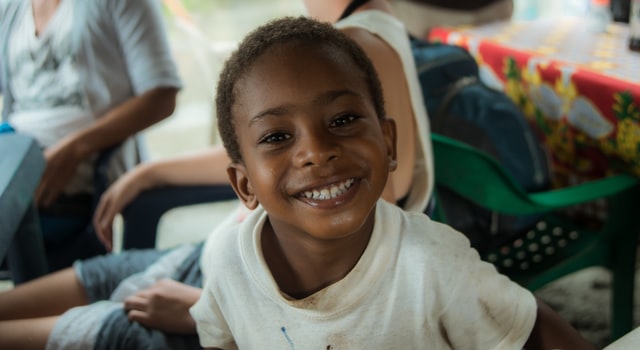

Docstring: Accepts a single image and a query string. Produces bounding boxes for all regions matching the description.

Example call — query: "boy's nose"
[293,131,340,167]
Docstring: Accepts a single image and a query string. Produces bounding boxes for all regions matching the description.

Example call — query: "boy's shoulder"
[382,200,472,250]
[383,201,485,276]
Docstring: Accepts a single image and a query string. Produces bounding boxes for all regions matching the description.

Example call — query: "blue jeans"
[39,194,106,272]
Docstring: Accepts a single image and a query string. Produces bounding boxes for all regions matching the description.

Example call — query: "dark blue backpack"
[410,37,552,252]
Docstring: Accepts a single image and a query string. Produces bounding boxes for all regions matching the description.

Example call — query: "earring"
[388,158,397,169]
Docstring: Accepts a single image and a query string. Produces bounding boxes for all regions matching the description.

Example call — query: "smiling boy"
[222,26,395,301]
[190,16,593,350]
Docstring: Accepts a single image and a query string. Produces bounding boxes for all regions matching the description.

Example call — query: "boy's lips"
[296,178,357,201]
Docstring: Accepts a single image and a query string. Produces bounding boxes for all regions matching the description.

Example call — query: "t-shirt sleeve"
[440,247,538,350]
[109,0,182,94]
[189,280,237,350]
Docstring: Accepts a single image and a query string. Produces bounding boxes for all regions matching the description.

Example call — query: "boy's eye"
[331,114,359,127]
[259,132,291,144]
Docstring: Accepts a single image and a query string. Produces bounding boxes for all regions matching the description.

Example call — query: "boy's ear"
[381,117,398,171]
[227,163,259,210]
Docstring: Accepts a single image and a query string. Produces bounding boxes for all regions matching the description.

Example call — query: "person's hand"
[123,279,201,334]
[36,139,86,208]
[93,166,150,251]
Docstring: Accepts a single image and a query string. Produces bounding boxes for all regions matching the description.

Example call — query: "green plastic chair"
[430,132,640,341]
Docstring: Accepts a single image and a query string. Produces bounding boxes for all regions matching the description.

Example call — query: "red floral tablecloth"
[429,18,640,185]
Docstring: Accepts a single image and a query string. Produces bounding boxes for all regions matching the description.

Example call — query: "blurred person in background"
[0,0,182,272]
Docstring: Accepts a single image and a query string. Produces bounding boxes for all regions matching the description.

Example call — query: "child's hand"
[123,278,201,334]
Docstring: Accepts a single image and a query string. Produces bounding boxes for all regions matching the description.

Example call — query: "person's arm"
[94,146,231,250]
[339,26,416,205]
[36,86,178,207]
[524,297,596,350]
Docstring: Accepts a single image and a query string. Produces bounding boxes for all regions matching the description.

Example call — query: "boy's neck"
[261,215,375,299]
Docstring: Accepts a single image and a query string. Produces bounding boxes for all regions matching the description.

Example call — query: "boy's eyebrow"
[249,89,361,125]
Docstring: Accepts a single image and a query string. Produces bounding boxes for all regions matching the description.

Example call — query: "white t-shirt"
[191,200,537,349]
[8,0,85,123]
[8,0,94,194]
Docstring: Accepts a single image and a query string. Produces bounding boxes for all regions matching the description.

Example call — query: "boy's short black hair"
[216,16,386,163]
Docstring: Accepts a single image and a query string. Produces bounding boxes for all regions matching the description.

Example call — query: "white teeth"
[301,178,355,200]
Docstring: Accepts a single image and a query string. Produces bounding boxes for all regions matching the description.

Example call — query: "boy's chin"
[298,208,377,241]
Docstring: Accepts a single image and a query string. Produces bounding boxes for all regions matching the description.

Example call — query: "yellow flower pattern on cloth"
[613,92,640,173]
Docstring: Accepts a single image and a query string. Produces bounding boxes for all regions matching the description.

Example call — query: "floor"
[535,265,640,348]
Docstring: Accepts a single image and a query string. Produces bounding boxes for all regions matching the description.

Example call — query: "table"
[0,133,47,283]
[429,18,640,185]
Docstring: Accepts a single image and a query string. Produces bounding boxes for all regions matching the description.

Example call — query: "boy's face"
[227,42,397,242]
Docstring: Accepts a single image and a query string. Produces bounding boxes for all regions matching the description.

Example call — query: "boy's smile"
[227,41,396,246]
[297,177,355,203]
